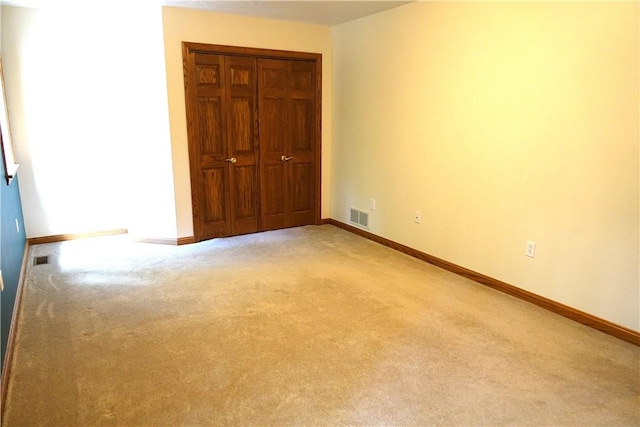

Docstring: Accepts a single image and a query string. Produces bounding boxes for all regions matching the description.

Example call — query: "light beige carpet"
[2,225,639,426]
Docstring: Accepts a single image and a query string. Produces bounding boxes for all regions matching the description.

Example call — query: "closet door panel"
[258,59,289,231]
[288,61,316,227]
[225,56,259,235]
[258,58,317,231]
[188,53,232,239]
[184,43,320,242]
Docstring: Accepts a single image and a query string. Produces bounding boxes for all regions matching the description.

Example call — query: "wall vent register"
[350,208,369,229]
[33,256,49,266]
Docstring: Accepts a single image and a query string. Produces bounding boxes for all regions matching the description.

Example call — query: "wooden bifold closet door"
[258,58,316,231]
[183,44,321,242]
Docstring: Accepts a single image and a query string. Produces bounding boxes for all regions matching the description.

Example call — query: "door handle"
[225,157,237,164]
[280,155,294,161]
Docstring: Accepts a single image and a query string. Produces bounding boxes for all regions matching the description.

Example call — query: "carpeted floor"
[2,225,639,425]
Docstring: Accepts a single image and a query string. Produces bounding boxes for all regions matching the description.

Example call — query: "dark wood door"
[259,58,316,231]
[183,43,321,242]
[185,52,259,240]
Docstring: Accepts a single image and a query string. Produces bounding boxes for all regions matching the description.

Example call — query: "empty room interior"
[0,0,638,425]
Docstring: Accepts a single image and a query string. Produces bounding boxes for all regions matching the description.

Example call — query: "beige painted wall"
[161,7,333,238]
[2,5,177,240]
[332,2,639,330]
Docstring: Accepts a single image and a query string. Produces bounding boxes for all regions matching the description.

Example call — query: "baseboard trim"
[1,241,30,414]
[323,219,640,346]
[28,229,128,245]
[134,237,178,245]
[177,236,196,246]
[132,236,196,246]
[29,231,196,247]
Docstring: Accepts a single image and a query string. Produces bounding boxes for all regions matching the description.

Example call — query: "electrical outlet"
[525,241,536,258]
[414,211,421,224]
[370,199,376,210]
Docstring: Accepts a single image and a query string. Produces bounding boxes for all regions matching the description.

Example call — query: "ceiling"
[161,1,413,26]
[1,1,414,27]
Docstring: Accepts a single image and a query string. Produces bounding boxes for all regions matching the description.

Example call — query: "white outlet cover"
[526,241,536,258]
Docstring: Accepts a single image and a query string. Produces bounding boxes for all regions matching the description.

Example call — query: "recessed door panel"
[234,165,258,219]
[196,64,220,87]
[262,97,286,153]
[202,167,227,224]
[229,97,253,153]
[260,64,287,91]
[197,97,224,157]
[229,65,253,89]
[263,164,285,216]
[292,99,313,152]
[292,163,312,213]
[291,67,312,91]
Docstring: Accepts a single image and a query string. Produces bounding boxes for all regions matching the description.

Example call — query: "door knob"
[226,157,237,164]
[280,155,294,161]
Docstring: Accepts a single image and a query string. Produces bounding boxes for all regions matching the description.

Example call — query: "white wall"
[1,4,177,240]
[161,7,333,238]
[3,4,332,241]
[332,2,639,330]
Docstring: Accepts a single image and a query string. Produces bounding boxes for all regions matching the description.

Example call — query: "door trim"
[182,43,322,240]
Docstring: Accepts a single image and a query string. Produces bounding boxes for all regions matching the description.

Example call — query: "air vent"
[33,256,49,266]
[349,208,369,229]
